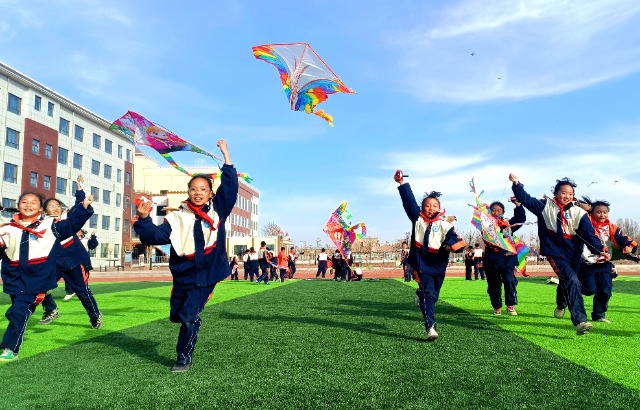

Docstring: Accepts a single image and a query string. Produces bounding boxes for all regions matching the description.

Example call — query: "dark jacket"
[483,204,526,270]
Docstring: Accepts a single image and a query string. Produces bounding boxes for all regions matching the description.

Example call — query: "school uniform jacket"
[56,189,96,271]
[0,205,93,295]
[512,182,603,264]
[582,218,638,264]
[483,204,526,270]
[133,164,239,288]
[398,183,466,276]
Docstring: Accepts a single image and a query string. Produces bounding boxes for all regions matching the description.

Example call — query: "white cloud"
[387,0,640,102]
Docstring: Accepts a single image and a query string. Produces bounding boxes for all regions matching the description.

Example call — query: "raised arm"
[213,140,239,219]
[132,198,171,245]
[508,198,526,234]
[509,174,544,215]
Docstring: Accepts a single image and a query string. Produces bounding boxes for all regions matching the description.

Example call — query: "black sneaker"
[90,314,103,329]
[38,309,60,325]
[171,363,191,373]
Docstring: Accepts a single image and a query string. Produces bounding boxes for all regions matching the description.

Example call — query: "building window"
[104,164,112,179]
[116,169,122,183]
[92,133,101,149]
[124,219,130,233]
[30,172,38,187]
[74,125,84,142]
[124,196,130,210]
[44,175,51,190]
[125,172,131,186]
[118,145,123,159]
[44,144,52,159]
[100,243,108,257]
[47,102,54,117]
[58,147,68,165]
[113,244,120,258]
[34,95,42,111]
[7,93,21,115]
[2,198,16,209]
[126,149,131,161]
[91,186,99,202]
[90,214,98,229]
[32,139,40,155]
[3,163,18,183]
[56,177,67,194]
[115,217,121,231]
[103,190,111,204]
[91,160,100,175]
[59,118,70,135]
[73,153,83,170]
[5,128,19,149]
[105,139,113,154]
[116,193,122,207]
[102,215,110,230]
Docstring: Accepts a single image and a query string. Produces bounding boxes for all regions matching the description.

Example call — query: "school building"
[0,61,136,266]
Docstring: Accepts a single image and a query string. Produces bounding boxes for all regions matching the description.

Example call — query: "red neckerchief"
[496,217,510,229]
[419,209,445,224]
[10,214,46,238]
[186,202,217,230]
[553,198,570,233]
[592,217,610,229]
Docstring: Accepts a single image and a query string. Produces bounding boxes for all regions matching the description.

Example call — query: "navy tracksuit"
[483,205,525,309]
[512,182,604,326]
[133,163,238,367]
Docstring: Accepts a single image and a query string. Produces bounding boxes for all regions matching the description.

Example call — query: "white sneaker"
[576,322,593,335]
[63,293,76,301]
[553,308,565,319]
[426,326,439,341]
[595,318,611,324]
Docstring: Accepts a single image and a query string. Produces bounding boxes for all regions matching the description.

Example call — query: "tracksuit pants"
[170,285,215,366]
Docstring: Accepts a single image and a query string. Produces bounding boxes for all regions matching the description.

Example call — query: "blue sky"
[2,0,640,246]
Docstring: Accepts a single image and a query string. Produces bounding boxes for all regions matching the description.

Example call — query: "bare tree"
[615,218,640,244]
[261,222,282,236]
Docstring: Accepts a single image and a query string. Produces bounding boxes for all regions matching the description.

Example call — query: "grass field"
[1,277,640,409]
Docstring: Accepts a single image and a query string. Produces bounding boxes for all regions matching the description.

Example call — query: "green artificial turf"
[2,279,639,409]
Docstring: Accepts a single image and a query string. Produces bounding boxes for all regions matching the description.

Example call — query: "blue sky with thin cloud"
[2,0,639,245]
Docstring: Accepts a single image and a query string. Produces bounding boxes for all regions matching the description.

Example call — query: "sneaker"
[171,363,191,373]
[595,318,611,323]
[38,309,60,325]
[493,308,502,316]
[90,314,103,329]
[426,326,439,341]
[576,321,593,335]
[0,348,18,362]
[507,306,518,316]
[553,308,565,319]
[63,293,76,301]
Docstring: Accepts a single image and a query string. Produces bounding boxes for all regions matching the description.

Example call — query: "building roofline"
[1,60,114,129]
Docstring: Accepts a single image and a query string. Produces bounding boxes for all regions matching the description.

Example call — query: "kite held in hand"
[252,42,356,126]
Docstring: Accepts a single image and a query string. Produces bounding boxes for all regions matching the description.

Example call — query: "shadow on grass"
[92,331,174,368]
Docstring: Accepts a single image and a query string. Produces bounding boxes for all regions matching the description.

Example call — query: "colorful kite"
[469,178,530,275]
[252,42,356,126]
[110,111,252,183]
[323,202,366,261]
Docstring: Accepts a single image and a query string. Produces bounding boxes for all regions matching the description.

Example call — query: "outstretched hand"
[136,199,153,219]
[508,173,519,185]
[82,194,94,209]
[394,170,405,185]
[217,139,232,165]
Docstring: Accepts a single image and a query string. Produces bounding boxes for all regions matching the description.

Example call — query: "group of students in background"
[232,243,299,284]
[395,170,637,341]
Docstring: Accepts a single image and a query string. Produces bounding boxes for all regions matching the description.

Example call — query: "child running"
[484,198,526,316]
[509,174,608,335]
[576,197,637,323]
[395,170,466,341]
[38,177,102,328]
[0,192,93,362]
[133,140,238,372]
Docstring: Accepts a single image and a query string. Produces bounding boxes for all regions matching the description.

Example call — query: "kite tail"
[514,238,530,277]
[237,173,253,183]
[314,109,334,126]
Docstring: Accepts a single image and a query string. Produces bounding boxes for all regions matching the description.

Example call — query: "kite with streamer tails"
[469,178,530,276]
[252,42,356,126]
[323,202,366,261]
[110,111,252,183]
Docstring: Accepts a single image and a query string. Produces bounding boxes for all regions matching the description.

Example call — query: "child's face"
[422,198,440,217]
[402,243,408,249]
[45,200,62,217]
[490,205,504,218]
[188,177,213,207]
[554,184,574,206]
[592,205,609,222]
[19,194,43,220]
